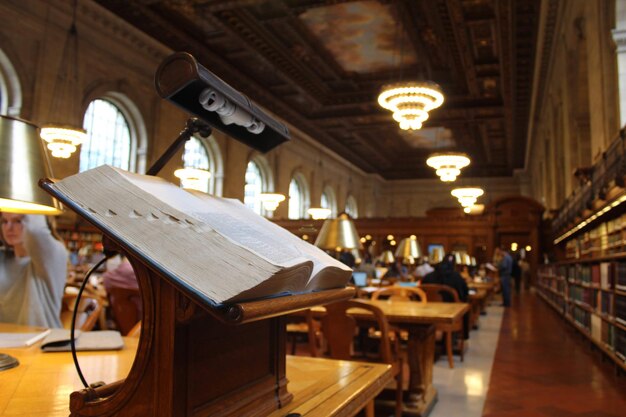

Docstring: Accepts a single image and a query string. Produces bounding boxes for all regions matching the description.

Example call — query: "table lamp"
[0,115,61,215]
[0,115,61,372]
[379,250,395,265]
[314,212,361,251]
[395,235,422,260]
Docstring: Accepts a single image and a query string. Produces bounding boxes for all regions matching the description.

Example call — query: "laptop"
[374,267,388,280]
[352,271,368,288]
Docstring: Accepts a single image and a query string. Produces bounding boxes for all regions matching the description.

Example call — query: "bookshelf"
[539,212,626,372]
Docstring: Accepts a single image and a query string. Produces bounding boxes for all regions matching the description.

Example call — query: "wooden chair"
[320,300,404,417]
[285,309,320,357]
[127,321,142,337]
[61,290,103,331]
[107,287,142,336]
[371,286,427,302]
[419,284,464,368]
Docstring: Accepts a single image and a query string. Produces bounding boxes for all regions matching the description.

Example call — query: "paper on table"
[0,329,51,348]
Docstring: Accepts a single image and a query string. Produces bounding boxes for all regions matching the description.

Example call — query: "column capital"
[612,29,626,52]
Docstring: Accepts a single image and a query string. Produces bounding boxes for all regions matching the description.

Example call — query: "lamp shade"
[379,250,395,264]
[395,235,422,259]
[0,115,61,215]
[314,213,361,250]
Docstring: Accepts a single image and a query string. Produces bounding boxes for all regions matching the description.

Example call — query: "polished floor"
[481,290,626,417]
[429,302,504,417]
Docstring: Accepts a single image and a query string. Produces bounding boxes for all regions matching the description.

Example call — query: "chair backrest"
[371,286,427,303]
[419,284,460,302]
[108,287,142,336]
[320,299,393,363]
[61,292,103,331]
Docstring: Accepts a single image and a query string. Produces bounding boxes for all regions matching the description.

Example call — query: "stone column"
[613,0,626,127]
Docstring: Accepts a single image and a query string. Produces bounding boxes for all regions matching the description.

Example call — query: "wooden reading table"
[311,300,469,417]
[468,288,488,329]
[0,323,392,417]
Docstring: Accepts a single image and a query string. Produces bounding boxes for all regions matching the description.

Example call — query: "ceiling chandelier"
[308,207,331,220]
[378,81,444,130]
[40,0,87,159]
[258,193,286,212]
[426,153,471,182]
[174,167,211,191]
[451,187,484,208]
[40,126,87,159]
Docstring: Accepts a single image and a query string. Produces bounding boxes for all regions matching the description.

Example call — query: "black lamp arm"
[146,117,212,176]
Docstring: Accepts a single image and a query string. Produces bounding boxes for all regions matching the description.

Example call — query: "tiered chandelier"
[378,81,445,130]
[258,193,286,212]
[426,153,471,182]
[39,126,87,159]
[308,207,331,220]
[40,0,87,159]
[174,167,211,191]
[451,187,484,208]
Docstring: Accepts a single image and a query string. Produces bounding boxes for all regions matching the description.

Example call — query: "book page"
[188,191,352,284]
[50,165,350,303]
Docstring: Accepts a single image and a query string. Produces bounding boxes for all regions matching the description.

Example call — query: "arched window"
[244,160,264,215]
[345,195,358,219]
[180,137,211,193]
[289,173,309,219]
[80,99,131,172]
[321,185,337,217]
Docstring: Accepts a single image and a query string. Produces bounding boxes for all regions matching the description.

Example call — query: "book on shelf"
[600,262,611,289]
[43,165,352,307]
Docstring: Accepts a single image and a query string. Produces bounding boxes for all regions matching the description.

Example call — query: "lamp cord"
[70,256,109,389]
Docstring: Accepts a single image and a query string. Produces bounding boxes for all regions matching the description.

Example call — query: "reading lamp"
[0,115,61,215]
[144,52,290,177]
[0,115,61,372]
[379,250,395,265]
[314,213,361,252]
[395,235,422,260]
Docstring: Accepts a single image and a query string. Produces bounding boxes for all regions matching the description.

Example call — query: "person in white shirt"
[413,257,434,280]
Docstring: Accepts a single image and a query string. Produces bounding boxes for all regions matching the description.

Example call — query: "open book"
[44,165,352,306]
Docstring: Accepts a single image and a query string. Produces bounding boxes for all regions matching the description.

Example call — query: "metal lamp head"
[0,115,61,215]
[395,235,422,259]
[314,212,361,251]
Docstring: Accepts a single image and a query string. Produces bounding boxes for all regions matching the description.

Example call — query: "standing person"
[0,213,68,327]
[495,247,513,307]
[518,257,531,290]
[511,253,522,293]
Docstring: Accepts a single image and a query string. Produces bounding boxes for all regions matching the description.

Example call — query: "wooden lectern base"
[69,257,353,416]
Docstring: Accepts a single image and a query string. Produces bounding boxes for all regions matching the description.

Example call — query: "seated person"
[413,256,434,280]
[102,255,141,317]
[0,213,68,328]
[384,258,410,281]
[422,253,469,339]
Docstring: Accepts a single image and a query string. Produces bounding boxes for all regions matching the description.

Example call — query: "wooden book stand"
[67,248,353,416]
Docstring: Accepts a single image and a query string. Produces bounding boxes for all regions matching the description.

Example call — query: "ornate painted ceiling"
[95,0,540,180]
